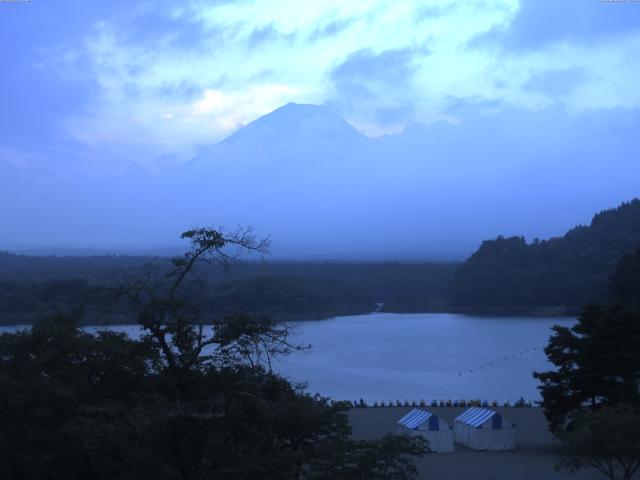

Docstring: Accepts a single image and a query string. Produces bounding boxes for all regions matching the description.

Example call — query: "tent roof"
[455,407,498,427]
[397,409,435,429]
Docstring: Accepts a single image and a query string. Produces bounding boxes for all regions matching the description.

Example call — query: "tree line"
[0,255,457,325]
[2,198,639,322]
[451,199,640,311]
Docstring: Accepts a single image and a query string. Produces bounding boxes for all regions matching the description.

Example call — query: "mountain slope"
[450,199,640,310]
[223,102,365,146]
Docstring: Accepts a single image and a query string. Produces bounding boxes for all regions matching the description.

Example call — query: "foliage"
[0,256,457,325]
[0,228,428,480]
[556,406,640,480]
[302,434,428,480]
[534,246,640,430]
[451,199,640,309]
[535,246,640,479]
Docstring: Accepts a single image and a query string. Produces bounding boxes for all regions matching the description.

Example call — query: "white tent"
[396,409,454,453]
[453,407,517,451]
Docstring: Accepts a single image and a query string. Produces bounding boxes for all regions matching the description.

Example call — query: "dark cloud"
[414,3,458,21]
[523,67,589,97]
[470,0,640,50]
[307,17,357,41]
[248,23,279,45]
[247,23,297,47]
[441,96,505,116]
[0,2,104,153]
[332,48,418,85]
[328,47,426,123]
[124,9,215,51]
[155,80,203,102]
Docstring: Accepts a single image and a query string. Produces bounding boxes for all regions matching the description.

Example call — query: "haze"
[1,0,639,259]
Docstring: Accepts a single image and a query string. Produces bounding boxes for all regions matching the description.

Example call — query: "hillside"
[450,199,640,311]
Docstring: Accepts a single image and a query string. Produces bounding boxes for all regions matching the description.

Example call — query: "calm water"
[276,313,575,403]
[1,313,574,402]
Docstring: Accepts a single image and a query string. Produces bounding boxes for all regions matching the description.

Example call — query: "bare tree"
[108,226,304,372]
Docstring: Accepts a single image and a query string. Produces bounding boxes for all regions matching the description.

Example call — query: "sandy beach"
[349,407,603,480]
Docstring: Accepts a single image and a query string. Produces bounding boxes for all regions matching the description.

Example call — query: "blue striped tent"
[455,407,504,428]
[396,409,454,452]
[453,408,516,450]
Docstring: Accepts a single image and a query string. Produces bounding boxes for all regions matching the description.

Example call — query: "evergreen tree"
[535,247,640,479]
[534,246,640,430]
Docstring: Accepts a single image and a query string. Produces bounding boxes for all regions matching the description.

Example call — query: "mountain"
[223,102,365,148]
[191,102,368,169]
[3,104,640,260]
[450,199,640,311]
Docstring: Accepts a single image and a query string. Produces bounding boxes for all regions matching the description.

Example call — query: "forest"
[0,255,457,325]
[0,229,428,480]
[450,199,640,312]
[1,199,639,324]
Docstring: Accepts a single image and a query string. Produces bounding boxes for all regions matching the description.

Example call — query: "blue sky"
[2,0,639,169]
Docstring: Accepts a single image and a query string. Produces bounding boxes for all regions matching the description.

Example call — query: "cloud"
[307,17,358,41]
[3,0,639,169]
[190,84,300,130]
[488,0,640,49]
[327,47,424,131]
[523,67,589,98]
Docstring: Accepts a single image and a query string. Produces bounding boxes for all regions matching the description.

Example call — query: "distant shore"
[0,305,579,327]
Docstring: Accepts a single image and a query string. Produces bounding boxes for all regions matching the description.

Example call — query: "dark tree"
[109,226,273,373]
[0,227,428,480]
[534,246,640,429]
[535,246,640,479]
[451,199,640,310]
[556,405,640,480]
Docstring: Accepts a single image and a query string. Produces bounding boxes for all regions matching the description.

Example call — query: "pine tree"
[534,246,640,430]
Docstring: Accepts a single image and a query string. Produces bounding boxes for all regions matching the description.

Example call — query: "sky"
[1,0,639,257]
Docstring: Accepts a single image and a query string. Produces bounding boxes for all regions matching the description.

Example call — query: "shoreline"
[0,307,578,327]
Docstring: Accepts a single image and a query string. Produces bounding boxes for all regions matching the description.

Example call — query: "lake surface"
[1,313,574,403]
[275,313,575,403]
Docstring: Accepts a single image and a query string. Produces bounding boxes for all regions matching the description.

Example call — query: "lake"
[1,313,574,403]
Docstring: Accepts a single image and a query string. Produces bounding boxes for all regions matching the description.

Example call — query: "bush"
[0,318,431,480]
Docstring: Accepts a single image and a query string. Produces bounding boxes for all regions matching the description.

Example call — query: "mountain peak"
[222,103,365,147]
